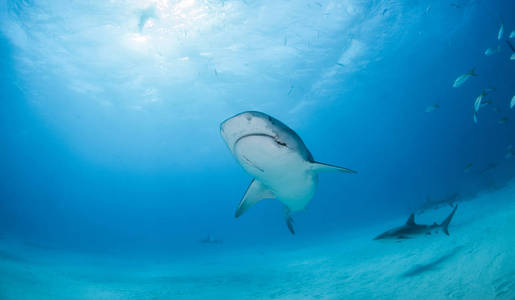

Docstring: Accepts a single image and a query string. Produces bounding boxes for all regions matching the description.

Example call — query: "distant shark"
[220,111,356,234]
[199,234,223,245]
[374,205,458,240]
[417,193,459,214]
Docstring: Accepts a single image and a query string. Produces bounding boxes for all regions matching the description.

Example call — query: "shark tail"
[440,205,458,235]
[468,68,477,76]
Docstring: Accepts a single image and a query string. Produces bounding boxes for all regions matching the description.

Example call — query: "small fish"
[453,68,477,88]
[484,46,501,56]
[498,21,504,40]
[483,87,496,93]
[498,117,508,125]
[474,98,481,112]
[511,95,515,109]
[473,111,478,123]
[481,163,497,174]
[287,85,294,96]
[464,162,473,172]
[510,30,515,39]
[382,8,388,16]
[474,91,488,112]
[425,104,440,112]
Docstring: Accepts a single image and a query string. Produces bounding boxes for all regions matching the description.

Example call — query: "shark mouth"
[233,133,290,173]
[234,133,289,149]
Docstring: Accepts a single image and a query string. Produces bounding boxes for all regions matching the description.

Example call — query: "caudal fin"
[440,205,458,235]
[468,68,477,76]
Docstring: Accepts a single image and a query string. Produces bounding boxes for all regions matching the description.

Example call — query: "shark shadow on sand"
[401,246,464,278]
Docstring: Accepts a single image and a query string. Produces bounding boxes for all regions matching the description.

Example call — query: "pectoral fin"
[310,162,357,174]
[235,179,274,218]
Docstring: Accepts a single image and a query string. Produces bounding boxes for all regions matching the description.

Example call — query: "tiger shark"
[220,111,356,234]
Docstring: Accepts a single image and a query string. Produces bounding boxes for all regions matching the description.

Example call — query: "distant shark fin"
[406,213,415,225]
[235,179,274,218]
[440,205,458,235]
[310,162,357,174]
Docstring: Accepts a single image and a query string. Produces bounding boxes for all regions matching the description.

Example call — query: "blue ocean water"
[0,0,514,299]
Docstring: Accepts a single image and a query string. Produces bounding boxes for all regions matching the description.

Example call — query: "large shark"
[374,205,458,241]
[220,111,356,234]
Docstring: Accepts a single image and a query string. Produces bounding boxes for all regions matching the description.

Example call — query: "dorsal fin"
[406,213,415,225]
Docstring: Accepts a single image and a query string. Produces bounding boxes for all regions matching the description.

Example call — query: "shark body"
[374,205,458,241]
[220,111,356,234]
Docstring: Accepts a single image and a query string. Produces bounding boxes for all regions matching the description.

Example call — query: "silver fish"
[453,68,477,88]
[484,46,500,56]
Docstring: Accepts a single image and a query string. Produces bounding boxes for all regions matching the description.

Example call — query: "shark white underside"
[220,111,356,234]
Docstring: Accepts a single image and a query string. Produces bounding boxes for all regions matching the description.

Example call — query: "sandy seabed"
[1,182,514,300]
